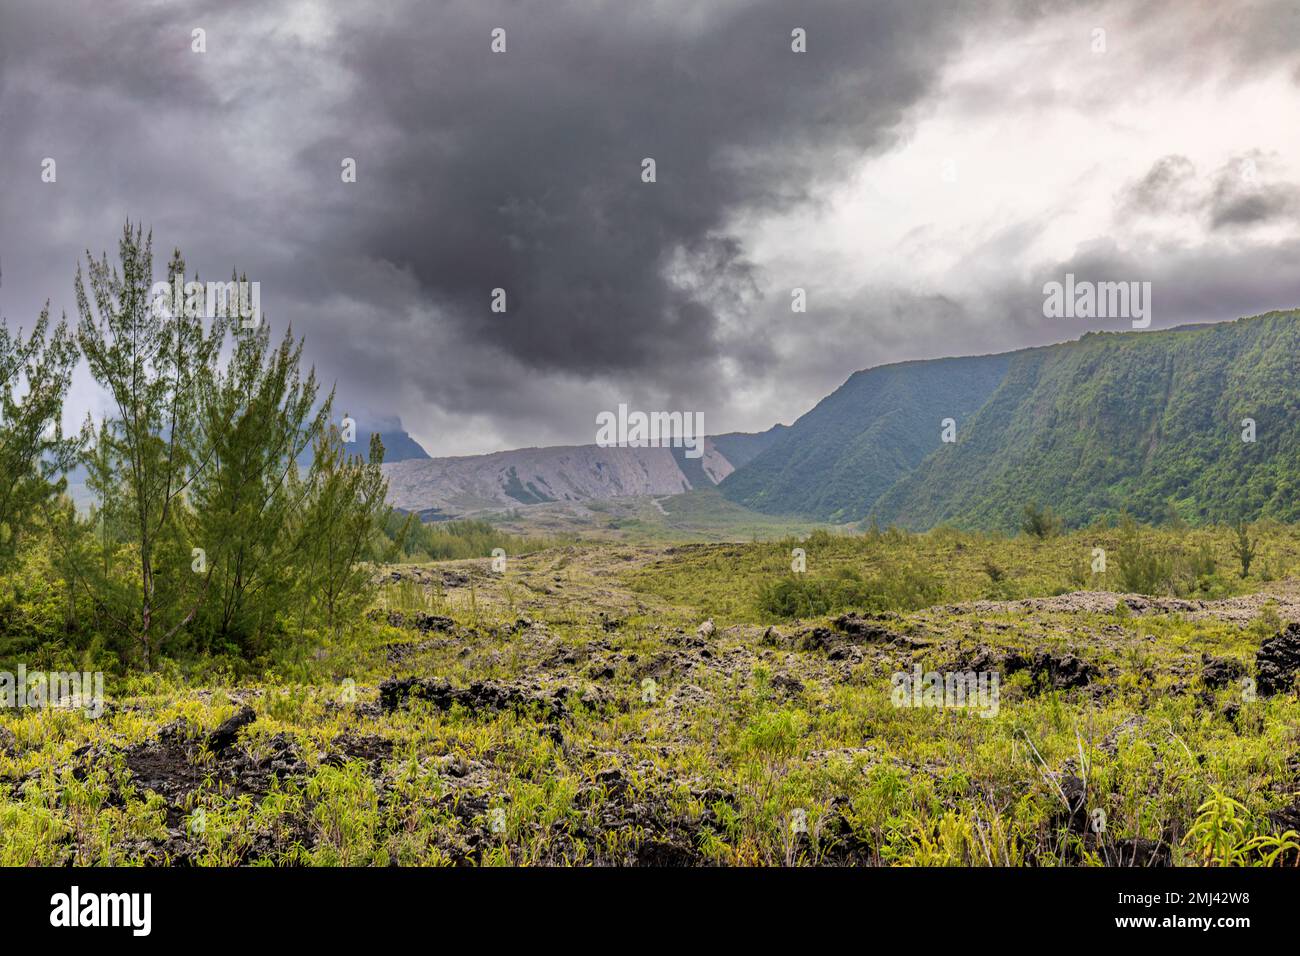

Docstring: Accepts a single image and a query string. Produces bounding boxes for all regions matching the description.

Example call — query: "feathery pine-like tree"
[1231,520,1256,579]
[294,427,399,634]
[188,319,331,654]
[0,305,77,570]
[75,223,225,666]
[67,221,398,667]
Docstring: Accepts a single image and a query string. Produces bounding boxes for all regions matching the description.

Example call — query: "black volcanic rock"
[207,706,256,754]
[1256,623,1300,696]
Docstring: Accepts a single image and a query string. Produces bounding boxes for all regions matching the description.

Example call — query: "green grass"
[2,521,1299,866]
[625,521,1300,626]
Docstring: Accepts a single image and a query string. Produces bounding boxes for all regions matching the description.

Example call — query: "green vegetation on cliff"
[722,311,1300,532]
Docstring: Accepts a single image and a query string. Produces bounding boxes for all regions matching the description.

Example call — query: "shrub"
[1021,503,1061,539]
[1230,521,1256,578]
[1116,517,1173,594]
[755,560,942,620]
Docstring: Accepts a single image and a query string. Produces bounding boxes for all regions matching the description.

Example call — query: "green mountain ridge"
[719,352,1016,523]
[719,310,1300,531]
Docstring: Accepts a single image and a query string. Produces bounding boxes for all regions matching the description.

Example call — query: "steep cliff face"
[720,310,1300,531]
[717,354,1015,522]
[871,311,1300,530]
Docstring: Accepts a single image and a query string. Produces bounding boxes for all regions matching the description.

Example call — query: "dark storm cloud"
[307,0,983,382]
[1205,154,1300,230]
[0,0,999,448]
[1119,152,1300,231]
[2,0,1300,456]
[1119,154,1197,216]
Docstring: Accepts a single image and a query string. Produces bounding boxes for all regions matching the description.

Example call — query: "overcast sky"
[2,0,1299,456]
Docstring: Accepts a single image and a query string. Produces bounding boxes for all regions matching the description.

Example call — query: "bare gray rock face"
[382,440,739,515]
